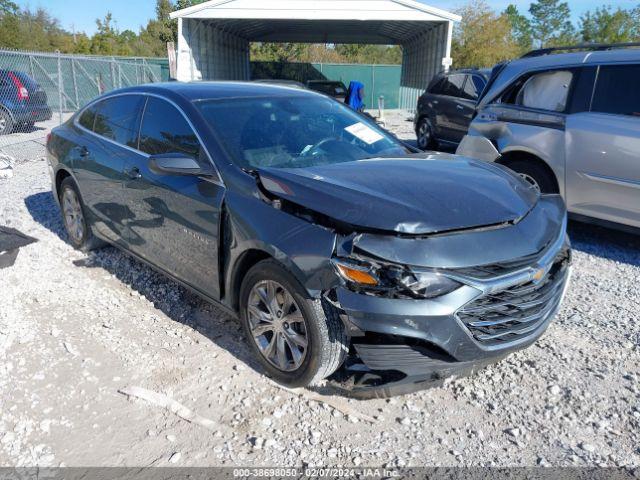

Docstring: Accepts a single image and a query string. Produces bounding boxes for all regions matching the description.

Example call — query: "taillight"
[46,133,52,145]
[8,72,29,100]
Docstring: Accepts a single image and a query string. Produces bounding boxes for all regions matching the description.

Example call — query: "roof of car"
[478,47,640,108]
[509,47,640,69]
[448,68,491,77]
[114,81,319,101]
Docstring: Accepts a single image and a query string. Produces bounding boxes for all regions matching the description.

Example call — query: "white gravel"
[0,114,638,468]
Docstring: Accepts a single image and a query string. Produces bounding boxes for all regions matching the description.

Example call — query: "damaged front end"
[249,167,571,398]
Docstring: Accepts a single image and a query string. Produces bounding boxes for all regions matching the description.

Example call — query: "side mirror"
[148,153,212,177]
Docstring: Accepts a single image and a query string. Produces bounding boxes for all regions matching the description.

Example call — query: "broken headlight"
[332,258,461,299]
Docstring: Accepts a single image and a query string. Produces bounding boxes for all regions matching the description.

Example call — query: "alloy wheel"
[518,172,542,194]
[418,121,431,149]
[62,188,85,244]
[247,280,308,372]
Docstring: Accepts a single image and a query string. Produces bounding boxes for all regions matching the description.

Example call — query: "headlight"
[332,258,461,299]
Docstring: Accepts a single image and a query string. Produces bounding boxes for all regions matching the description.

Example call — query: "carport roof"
[169,0,460,44]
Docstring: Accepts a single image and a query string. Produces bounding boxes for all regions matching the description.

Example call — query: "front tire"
[59,177,105,252]
[240,259,348,387]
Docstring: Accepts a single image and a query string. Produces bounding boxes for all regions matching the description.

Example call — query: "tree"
[579,6,640,44]
[504,4,533,54]
[0,0,18,15]
[335,44,402,64]
[451,0,520,69]
[529,0,576,47]
[250,43,310,62]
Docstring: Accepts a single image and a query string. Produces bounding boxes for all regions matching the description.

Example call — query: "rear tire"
[239,259,348,388]
[503,158,558,194]
[0,110,14,136]
[416,117,436,150]
[59,177,105,252]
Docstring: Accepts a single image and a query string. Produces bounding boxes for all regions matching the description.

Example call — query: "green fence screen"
[251,61,402,109]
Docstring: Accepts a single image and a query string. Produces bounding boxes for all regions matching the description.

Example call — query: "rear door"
[452,74,485,142]
[122,96,225,300]
[566,64,640,228]
[71,95,145,244]
[436,74,469,143]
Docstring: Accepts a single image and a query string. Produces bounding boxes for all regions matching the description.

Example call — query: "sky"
[13,0,639,35]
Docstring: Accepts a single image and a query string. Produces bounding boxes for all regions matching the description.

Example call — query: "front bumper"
[326,208,571,398]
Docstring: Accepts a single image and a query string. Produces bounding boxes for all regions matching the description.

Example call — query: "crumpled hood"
[257,155,539,235]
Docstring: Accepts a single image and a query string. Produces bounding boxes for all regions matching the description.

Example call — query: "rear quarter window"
[78,106,97,131]
[591,65,640,117]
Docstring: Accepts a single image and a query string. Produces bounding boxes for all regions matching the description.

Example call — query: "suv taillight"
[8,72,29,101]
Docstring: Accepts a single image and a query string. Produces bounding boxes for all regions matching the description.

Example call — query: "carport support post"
[56,50,63,124]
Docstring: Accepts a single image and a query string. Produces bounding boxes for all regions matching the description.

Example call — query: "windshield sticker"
[345,122,384,145]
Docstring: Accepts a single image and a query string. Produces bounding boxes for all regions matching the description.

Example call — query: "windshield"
[196,96,409,169]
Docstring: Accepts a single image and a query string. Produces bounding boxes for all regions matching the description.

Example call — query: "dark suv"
[414,69,489,149]
[0,70,52,135]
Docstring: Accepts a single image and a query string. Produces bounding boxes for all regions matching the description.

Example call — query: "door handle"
[456,105,465,110]
[125,167,142,180]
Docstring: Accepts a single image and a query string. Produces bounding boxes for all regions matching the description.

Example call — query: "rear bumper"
[11,105,52,123]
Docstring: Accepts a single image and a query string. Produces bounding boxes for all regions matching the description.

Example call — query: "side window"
[515,70,573,112]
[461,75,485,101]
[591,65,640,117]
[78,105,97,131]
[139,97,201,158]
[93,96,144,147]
[429,78,445,95]
[441,75,465,98]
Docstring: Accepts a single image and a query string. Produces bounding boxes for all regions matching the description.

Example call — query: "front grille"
[453,249,546,279]
[457,251,570,346]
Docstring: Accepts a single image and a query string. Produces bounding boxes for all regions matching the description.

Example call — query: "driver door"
[122,96,225,300]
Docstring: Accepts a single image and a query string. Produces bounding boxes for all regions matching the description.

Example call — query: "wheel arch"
[497,150,561,194]
[54,168,73,204]
[228,248,273,312]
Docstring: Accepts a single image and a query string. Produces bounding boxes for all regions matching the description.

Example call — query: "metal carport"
[170,0,460,110]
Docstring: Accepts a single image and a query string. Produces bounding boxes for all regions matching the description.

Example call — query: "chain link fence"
[0,49,164,166]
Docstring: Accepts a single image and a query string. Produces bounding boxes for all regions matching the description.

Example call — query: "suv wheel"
[417,118,436,150]
[59,177,105,252]
[240,259,348,387]
[0,110,14,135]
[504,159,558,195]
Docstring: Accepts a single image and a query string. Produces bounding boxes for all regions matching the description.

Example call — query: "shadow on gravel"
[24,191,67,240]
[24,190,264,377]
[568,220,640,268]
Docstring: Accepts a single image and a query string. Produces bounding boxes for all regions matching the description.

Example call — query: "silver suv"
[457,44,640,231]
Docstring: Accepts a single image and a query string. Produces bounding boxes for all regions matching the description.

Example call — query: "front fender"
[223,190,339,303]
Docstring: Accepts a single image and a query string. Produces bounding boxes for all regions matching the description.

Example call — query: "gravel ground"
[0,112,639,468]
